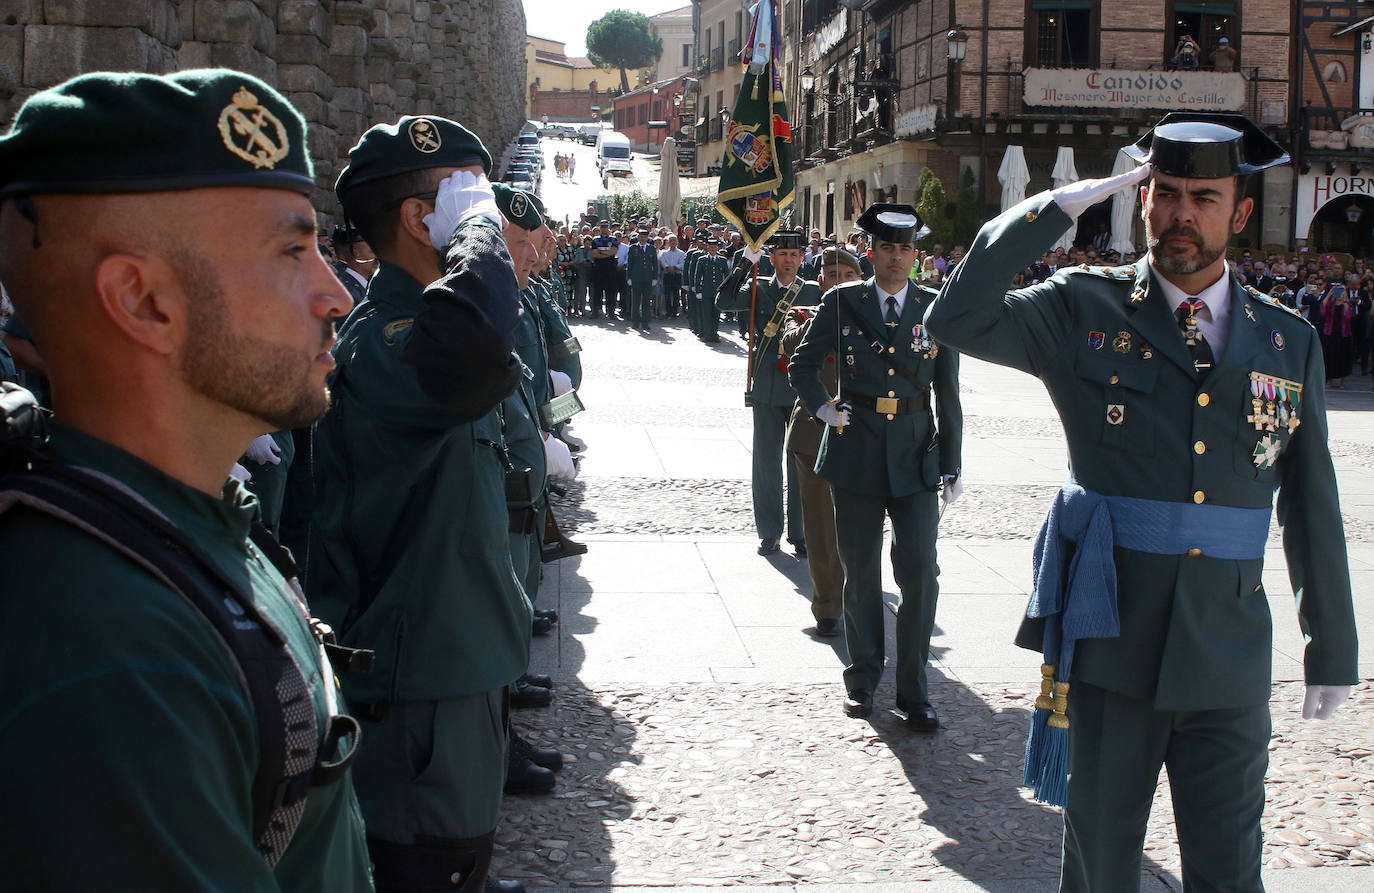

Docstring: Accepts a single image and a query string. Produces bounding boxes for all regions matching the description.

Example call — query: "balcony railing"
[710,46,724,71]
[727,38,740,62]
[708,118,723,143]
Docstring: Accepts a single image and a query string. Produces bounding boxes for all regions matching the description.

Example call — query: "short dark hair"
[340,167,445,257]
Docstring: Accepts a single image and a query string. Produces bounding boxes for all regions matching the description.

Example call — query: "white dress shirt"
[877,281,911,320]
[1152,264,1233,363]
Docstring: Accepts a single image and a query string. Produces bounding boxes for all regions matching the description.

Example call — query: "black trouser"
[663,272,682,315]
[591,262,616,316]
[616,268,629,316]
[369,832,494,893]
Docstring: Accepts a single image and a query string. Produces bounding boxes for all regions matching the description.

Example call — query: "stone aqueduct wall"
[0,0,528,219]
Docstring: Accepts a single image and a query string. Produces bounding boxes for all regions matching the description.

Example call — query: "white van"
[595,131,633,179]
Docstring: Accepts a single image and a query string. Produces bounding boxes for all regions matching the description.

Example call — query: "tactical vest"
[0,383,366,867]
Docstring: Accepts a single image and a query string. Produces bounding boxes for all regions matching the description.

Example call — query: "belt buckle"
[875,396,899,414]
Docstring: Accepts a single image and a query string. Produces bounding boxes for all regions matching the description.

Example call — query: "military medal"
[1247,371,1302,435]
[1106,404,1124,425]
[1087,331,1105,350]
[1112,331,1131,354]
[1252,434,1281,469]
[842,326,851,337]
[1271,331,1285,351]
[1138,342,1154,360]
[1181,313,1202,347]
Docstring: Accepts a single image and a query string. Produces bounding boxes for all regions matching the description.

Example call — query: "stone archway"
[1309,193,1374,258]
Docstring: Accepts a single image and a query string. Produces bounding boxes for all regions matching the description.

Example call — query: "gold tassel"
[1048,680,1071,730]
[1035,663,1055,711]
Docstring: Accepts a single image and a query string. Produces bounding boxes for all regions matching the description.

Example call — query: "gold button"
[886,413,894,420]
[888,390,896,397]
[888,346,896,354]
[1025,211,1037,222]
[1194,441,1205,455]
[1187,548,1202,557]
[1108,374,1119,385]
[1197,393,1210,407]
[1193,490,1205,504]
[1254,584,1262,592]
[887,368,895,376]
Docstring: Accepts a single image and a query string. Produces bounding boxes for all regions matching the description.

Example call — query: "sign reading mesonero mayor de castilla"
[1024,68,1245,111]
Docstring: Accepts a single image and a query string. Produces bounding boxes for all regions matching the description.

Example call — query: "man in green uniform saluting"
[788,203,963,729]
[925,113,1357,892]
[719,229,820,556]
[0,69,371,890]
[309,115,531,893]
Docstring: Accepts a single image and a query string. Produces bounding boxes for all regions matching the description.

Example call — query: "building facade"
[1,0,529,223]
[1292,1,1374,258]
[525,34,621,122]
[785,0,1294,248]
[651,6,696,84]
[691,0,750,175]
[612,74,697,154]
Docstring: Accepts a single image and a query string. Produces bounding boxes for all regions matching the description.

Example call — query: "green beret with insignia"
[492,183,543,231]
[336,116,492,201]
[0,69,313,197]
[821,246,862,273]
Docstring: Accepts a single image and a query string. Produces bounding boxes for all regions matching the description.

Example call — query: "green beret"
[336,116,492,200]
[821,246,862,273]
[492,183,543,231]
[0,69,313,197]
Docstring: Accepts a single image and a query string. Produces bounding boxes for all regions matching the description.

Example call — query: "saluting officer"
[719,229,819,556]
[788,204,963,729]
[925,113,1357,892]
[310,115,531,893]
[693,236,729,343]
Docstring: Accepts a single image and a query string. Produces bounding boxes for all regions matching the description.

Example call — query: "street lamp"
[1346,201,1364,224]
[800,66,816,93]
[947,27,969,63]
[798,65,848,109]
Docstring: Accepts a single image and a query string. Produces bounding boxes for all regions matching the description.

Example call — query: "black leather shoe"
[486,879,525,893]
[815,618,840,637]
[531,614,555,637]
[533,608,559,625]
[511,730,564,772]
[510,679,552,708]
[519,672,552,690]
[792,541,807,557]
[843,690,873,718]
[905,703,940,733]
[757,538,780,556]
[504,754,556,794]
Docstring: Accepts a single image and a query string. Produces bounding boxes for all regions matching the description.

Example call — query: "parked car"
[578,124,602,146]
[557,124,578,140]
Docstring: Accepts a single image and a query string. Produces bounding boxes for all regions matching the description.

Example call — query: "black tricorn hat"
[855,203,928,245]
[1123,113,1288,178]
[767,228,805,250]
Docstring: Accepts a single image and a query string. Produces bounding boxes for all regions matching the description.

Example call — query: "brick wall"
[0,0,528,219]
[530,84,615,123]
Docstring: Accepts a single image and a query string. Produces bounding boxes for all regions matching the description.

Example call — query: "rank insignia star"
[1112,331,1131,354]
[1252,434,1281,469]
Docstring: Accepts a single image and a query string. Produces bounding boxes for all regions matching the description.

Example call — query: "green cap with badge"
[335,116,492,202]
[492,183,543,230]
[0,69,314,197]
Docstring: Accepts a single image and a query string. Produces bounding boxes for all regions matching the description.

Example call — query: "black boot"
[511,730,564,772]
[505,752,556,794]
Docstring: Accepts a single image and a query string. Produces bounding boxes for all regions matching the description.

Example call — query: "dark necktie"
[884,295,899,327]
[1175,299,1215,374]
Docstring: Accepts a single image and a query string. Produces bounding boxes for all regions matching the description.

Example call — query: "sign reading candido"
[1023,68,1245,111]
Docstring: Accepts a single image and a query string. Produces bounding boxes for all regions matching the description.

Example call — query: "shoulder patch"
[382,318,414,346]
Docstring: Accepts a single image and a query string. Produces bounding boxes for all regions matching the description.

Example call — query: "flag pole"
[746,261,759,400]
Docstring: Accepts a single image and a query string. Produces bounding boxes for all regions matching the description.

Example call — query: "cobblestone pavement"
[494,683,1374,887]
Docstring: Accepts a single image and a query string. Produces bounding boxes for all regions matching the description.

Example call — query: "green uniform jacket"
[334,262,369,306]
[309,219,532,704]
[683,247,702,290]
[694,254,730,304]
[515,283,553,412]
[924,192,1358,710]
[720,275,821,406]
[538,284,583,390]
[0,425,371,891]
[790,279,962,498]
[627,242,658,282]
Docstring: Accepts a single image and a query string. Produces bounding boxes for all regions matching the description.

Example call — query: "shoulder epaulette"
[1247,286,1305,319]
[1063,264,1134,280]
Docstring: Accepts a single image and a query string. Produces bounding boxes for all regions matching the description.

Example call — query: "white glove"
[543,433,577,481]
[423,171,501,250]
[1051,163,1152,220]
[814,401,851,428]
[229,463,252,483]
[941,474,963,506]
[244,434,282,465]
[549,369,573,397]
[1301,684,1351,719]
